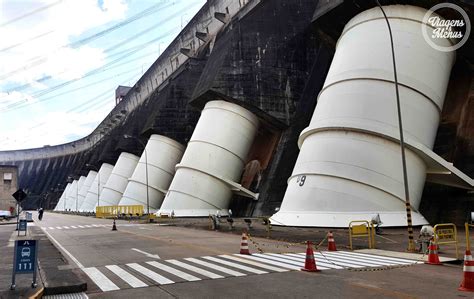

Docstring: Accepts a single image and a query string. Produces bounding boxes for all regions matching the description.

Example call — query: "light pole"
[124,134,149,221]
[86,164,100,209]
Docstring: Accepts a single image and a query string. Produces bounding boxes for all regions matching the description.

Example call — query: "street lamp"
[86,164,100,208]
[123,134,149,221]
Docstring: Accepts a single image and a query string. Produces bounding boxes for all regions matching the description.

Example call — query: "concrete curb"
[30,226,87,296]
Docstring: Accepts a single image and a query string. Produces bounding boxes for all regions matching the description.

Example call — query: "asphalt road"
[30,212,467,298]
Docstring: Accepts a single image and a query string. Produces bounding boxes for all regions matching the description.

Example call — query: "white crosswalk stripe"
[219,255,289,272]
[234,254,301,270]
[106,265,148,288]
[167,260,224,279]
[202,256,268,274]
[79,251,420,293]
[185,258,246,277]
[146,261,201,281]
[82,267,119,292]
[127,263,174,285]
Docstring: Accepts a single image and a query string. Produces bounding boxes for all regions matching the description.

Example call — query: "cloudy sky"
[0,0,205,150]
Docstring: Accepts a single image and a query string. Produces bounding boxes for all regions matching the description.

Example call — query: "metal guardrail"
[96,205,144,218]
[349,220,375,250]
[434,223,459,259]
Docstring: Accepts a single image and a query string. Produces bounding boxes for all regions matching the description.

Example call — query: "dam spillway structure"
[99,152,139,206]
[158,100,259,217]
[80,163,114,212]
[120,135,185,212]
[77,171,97,212]
[271,5,472,227]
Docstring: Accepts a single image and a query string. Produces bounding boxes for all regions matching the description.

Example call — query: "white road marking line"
[106,265,148,288]
[84,225,93,228]
[82,267,119,292]
[285,253,343,270]
[202,256,268,274]
[167,260,224,279]
[42,227,47,230]
[77,225,85,228]
[185,258,246,277]
[56,227,62,229]
[146,261,201,281]
[92,224,101,227]
[70,226,78,229]
[233,254,300,270]
[48,227,55,230]
[131,248,160,259]
[126,263,174,285]
[220,255,288,272]
[41,228,84,268]
[63,226,70,229]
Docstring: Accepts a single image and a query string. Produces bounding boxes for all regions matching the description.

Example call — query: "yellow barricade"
[349,220,375,250]
[96,205,144,218]
[434,223,459,259]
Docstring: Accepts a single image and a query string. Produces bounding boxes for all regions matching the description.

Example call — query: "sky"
[0,0,206,150]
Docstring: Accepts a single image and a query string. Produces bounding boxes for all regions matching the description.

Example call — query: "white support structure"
[56,183,71,211]
[120,135,185,212]
[158,100,259,217]
[80,163,114,212]
[77,171,97,212]
[271,5,472,227]
[100,152,139,206]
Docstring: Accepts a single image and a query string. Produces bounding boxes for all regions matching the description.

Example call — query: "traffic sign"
[11,240,38,290]
[12,189,27,203]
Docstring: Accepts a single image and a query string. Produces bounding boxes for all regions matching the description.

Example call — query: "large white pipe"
[65,180,79,211]
[271,5,455,227]
[158,100,259,217]
[80,163,114,212]
[120,135,184,212]
[100,152,139,206]
[77,171,97,212]
[54,184,69,211]
[57,183,71,211]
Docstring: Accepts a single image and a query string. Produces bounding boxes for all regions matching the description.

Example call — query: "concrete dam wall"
[1,0,473,226]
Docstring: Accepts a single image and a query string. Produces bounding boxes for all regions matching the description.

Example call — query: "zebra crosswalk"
[41,224,142,230]
[81,251,422,292]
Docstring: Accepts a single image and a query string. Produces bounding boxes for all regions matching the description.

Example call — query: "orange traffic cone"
[425,239,442,265]
[239,230,251,255]
[459,250,474,292]
[301,241,319,272]
[327,231,337,251]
